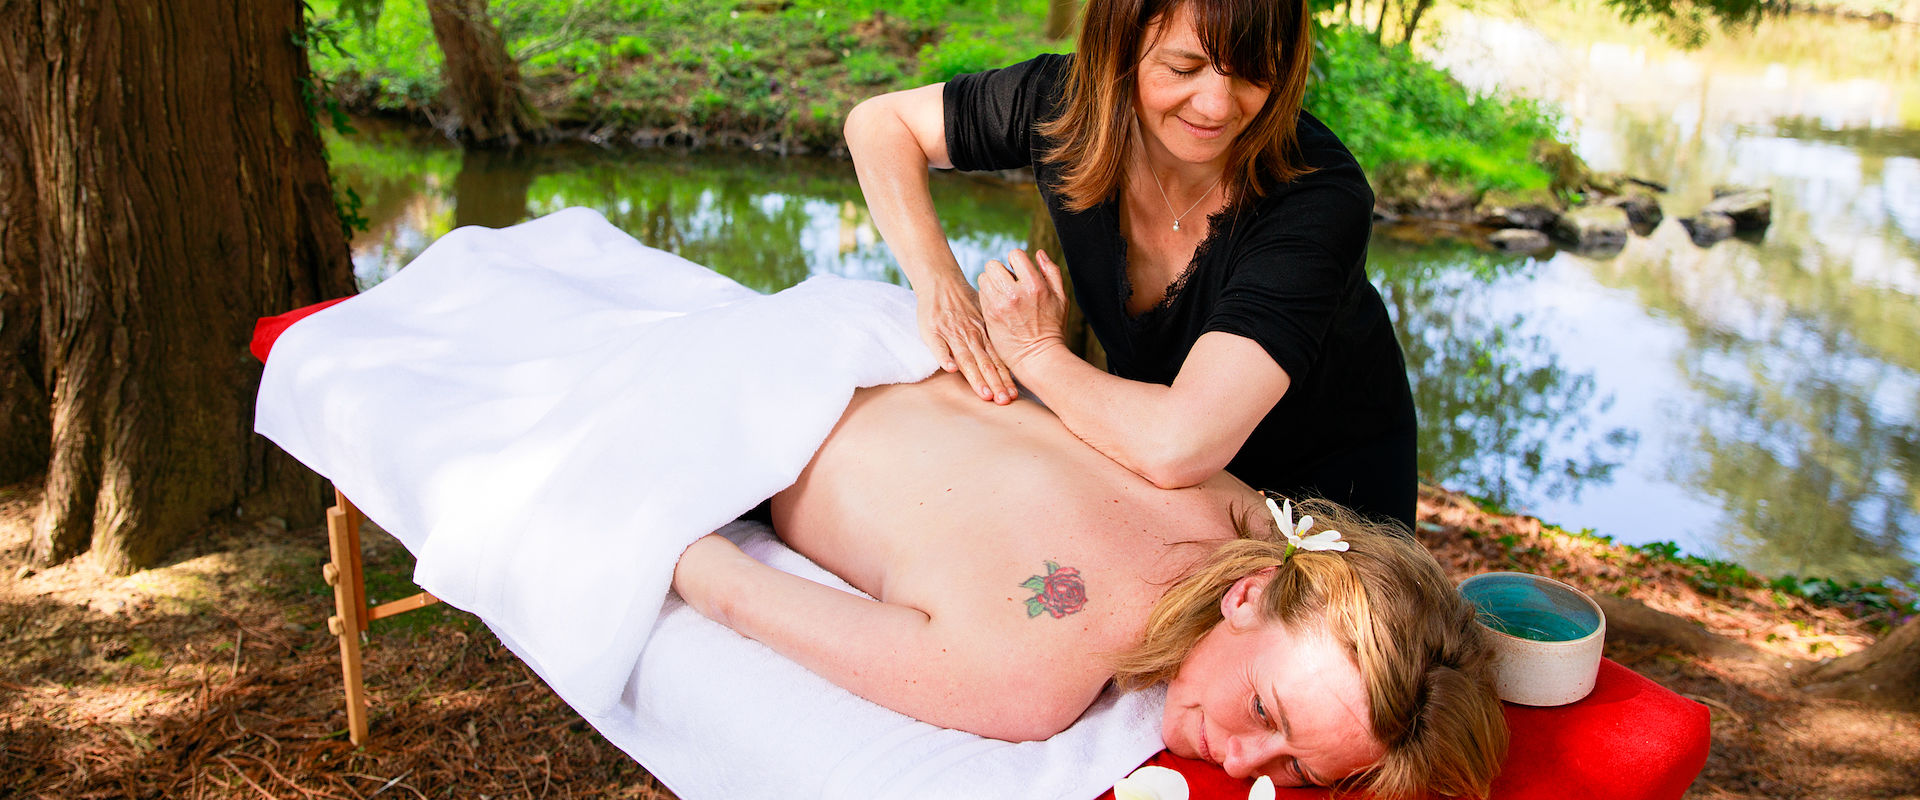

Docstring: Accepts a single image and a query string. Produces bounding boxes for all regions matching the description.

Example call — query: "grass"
[304,0,1564,196]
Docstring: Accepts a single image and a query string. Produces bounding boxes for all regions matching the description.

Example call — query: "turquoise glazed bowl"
[1458,572,1606,706]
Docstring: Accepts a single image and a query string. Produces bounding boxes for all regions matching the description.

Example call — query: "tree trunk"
[1,0,356,572]
[1798,616,1920,712]
[1044,0,1080,40]
[1374,0,1392,42]
[1402,0,1435,45]
[426,0,545,147]
[0,57,49,487]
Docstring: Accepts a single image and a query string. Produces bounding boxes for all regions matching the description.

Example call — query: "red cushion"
[250,296,352,363]
[1096,659,1708,800]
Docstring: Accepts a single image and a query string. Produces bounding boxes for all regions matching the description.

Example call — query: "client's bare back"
[756,372,1254,735]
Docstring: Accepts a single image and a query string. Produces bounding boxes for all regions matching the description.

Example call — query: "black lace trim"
[1120,197,1246,326]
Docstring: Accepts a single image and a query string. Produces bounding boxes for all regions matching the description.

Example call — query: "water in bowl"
[1479,606,1595,642]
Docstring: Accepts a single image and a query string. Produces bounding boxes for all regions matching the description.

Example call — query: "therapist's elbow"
[1133,443,1223,490]
[843,95,899,153]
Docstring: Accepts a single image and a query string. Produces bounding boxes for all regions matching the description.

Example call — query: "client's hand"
[672,533,749,627]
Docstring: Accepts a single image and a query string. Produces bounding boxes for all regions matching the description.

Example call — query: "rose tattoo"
[1021,561,1087,619]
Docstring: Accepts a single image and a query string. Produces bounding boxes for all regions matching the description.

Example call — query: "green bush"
[844,49,903,86]
[1308,24,1558,193]
[916,37,1020,83]
[303,1,1564,196]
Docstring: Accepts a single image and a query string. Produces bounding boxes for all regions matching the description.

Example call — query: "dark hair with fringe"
[1036,0,1317,213]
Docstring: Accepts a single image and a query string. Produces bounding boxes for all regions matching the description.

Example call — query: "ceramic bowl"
[1457,572,1606,707]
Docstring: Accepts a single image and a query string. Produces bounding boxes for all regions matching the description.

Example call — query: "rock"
[1680,212,1736,246]
[260,515,288,532]
[1604,192,1664,232]
[13,565,34,581]
[1488,228,1550,253]
[1476,203,1559,231]
[1552,204,1630,251]
[1624,176,1669,193]
[1704,188,1773,232]
[1416,188,1476,218]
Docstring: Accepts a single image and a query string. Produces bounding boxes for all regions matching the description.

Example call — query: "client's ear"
[1220,566,1279,631]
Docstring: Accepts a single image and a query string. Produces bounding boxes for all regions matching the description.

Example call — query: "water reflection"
[1424,8,1920,581]
[328,125,1038,293]
[1372,232,1639,510]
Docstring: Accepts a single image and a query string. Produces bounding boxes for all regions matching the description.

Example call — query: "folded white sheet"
[255,208,1165,799]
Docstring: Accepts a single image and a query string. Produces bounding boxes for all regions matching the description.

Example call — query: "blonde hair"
[1036,0,1317,213]
[1114,498,1508,799]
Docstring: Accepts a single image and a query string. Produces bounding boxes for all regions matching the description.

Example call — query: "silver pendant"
[1172,220,1181,232]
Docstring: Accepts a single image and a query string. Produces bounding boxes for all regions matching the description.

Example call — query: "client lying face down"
[671,371,1507,798]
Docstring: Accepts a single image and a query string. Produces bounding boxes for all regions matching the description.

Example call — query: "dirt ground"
[3,479,1916,799]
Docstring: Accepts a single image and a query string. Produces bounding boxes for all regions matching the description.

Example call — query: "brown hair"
[1114,498,1508,799]
[1036,0,1317,213]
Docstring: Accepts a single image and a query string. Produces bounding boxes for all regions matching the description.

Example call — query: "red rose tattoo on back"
[1021,561,1087,619]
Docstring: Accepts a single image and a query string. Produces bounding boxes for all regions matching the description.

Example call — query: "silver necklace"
[1141,149,1224,233]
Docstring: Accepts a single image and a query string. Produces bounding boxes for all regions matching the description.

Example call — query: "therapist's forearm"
[1011,343,1227,489]
[845,100,967,293]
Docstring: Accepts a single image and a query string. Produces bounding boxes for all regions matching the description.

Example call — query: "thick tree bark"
[426,0,545,147]
[1,0,356,572]
[0,47,49,487]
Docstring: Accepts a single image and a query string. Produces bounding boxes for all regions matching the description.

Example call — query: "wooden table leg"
[325,496,371,746]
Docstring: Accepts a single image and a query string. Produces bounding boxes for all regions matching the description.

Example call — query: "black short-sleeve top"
[943,53,1416,500]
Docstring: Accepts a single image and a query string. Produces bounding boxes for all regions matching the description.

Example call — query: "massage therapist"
[845,0,1418,527]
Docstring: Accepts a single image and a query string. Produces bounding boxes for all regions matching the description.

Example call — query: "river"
[326,7,1920,584]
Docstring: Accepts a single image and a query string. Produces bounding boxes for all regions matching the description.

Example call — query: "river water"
[327,8,1919,584]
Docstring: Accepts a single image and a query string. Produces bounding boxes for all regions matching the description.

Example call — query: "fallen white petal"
[1248,775,1276,800]
[1112,765,1189,800]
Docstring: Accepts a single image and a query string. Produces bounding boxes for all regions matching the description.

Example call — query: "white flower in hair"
[1265,497,1350,554]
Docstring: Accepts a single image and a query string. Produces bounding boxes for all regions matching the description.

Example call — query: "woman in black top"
[843,0,1416,528]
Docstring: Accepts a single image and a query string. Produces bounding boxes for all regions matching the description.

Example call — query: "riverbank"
[308,0,1561,204]
[3,477,1914,797]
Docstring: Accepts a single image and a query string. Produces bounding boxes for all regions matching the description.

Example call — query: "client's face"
[1160,616,1383,786]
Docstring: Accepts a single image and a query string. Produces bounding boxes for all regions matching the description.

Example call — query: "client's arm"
[671,533,1094,741]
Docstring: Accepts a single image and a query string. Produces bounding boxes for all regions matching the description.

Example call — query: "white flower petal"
[1295,514,1314,535]
[1248,775,1276,800]
[1113,765,1189,800]
[1297,529,1350,552]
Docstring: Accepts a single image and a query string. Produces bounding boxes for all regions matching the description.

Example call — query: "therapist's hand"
[979,248,1069,372]
[916,279,1016,404]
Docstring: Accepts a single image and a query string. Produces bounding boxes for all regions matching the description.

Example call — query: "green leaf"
[1026,599,1044,618]
[1021,577,1046,593]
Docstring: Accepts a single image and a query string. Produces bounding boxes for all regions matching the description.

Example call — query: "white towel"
[254,208,1166,799]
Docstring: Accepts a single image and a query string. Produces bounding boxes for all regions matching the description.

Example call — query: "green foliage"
[1309,24,1559,194]
[296,3,370,240]
[1601,0,1771,48]
[844,49,904,86]
[304,1,1564,195]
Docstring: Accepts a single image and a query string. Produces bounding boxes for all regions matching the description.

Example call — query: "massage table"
[250,210,1710,800]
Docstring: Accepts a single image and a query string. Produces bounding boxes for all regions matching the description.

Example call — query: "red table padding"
[1096,659,1709,800]
[250,296,352,363]
[254,306,1710,800]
